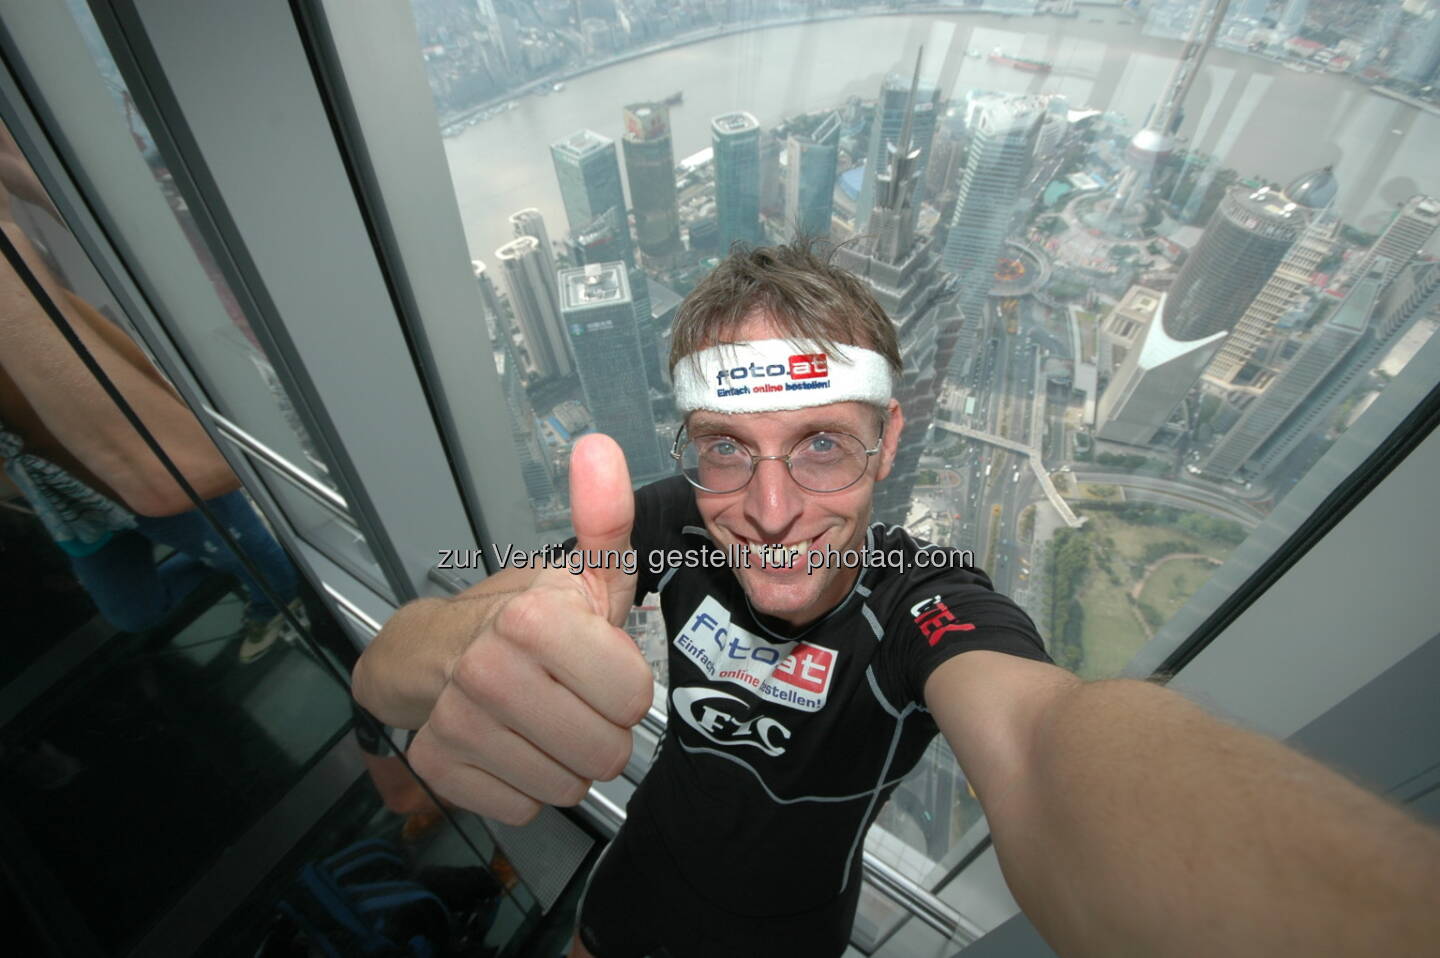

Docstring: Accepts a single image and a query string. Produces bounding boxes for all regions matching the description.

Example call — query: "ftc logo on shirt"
[910,595,976,646]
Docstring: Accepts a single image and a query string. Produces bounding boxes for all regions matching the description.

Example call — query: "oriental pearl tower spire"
[1104,0,1232,233]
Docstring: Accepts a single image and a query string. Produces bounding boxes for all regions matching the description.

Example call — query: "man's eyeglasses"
[671,425,884,494]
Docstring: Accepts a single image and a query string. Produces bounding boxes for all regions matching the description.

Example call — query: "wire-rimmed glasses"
[671,426,884,494]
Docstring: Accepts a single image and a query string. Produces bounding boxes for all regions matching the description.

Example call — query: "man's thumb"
[570,434,635,578]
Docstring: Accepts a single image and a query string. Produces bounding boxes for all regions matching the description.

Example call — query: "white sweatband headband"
[673,338,894,414]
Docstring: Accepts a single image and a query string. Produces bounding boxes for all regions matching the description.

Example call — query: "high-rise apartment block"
[496,234,570,379]
[551,129,633,268]
[784,112,841,239]
[942,94,1044,376]
[471,259,505,338]
[509,208,555,264]
[622,102,683,266]
[1206,212,1338,384]
[558,263,665,479]
[1342,194,1440,290]
[493,340,557,502]
[1249,261,1440,477]
[1202,266,1379,478]
[711,111,762,252]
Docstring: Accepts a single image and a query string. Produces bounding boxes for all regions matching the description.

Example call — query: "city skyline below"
[411,0,1439,893]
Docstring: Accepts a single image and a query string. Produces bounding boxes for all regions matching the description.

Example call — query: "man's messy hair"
[668,236,903,379]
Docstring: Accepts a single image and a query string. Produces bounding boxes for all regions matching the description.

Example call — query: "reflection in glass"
[407,0,1439,930]
[0,102,539,953]
[61,0,396,598]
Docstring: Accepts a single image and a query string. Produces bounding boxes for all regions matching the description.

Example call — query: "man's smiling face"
[685,314,904,628]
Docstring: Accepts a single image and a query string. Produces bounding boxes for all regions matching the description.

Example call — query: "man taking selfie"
[354,241,1440,958]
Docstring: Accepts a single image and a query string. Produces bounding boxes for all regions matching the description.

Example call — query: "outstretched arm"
[926,652,1440,956]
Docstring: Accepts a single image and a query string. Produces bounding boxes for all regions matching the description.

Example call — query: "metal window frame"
[82,0,486,601]
[0,7,369,627]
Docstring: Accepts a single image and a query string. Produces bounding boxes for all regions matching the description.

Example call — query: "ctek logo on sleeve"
[675,596,838,711]
[910,595,976,646]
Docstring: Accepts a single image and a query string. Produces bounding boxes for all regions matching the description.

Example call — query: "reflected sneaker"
[238,598,307,663]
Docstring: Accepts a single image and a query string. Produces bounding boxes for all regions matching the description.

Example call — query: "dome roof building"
[1283,166,1338,210]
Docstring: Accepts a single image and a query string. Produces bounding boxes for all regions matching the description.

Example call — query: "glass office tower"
[710,110,762,252]
[550,128,635,268]
[558,262,665,480]
[622,101,684,267]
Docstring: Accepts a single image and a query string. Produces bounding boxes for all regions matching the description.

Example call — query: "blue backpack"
[277,838,452,957]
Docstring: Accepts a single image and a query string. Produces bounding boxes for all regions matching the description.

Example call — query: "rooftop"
[558,262,630,311]
[1283,166,1339,210]
[711,111,758,135]
[495,234,541,259]
[1142,293,1226,366]
[552,128,613,158]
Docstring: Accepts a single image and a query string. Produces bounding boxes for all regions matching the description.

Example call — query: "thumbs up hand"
[407,435,653,825]
[535,433,639,628]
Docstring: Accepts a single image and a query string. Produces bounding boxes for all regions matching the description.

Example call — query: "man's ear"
[876,399,904,482]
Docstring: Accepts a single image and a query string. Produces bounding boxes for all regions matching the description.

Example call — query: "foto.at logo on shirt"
[674,596,838,712]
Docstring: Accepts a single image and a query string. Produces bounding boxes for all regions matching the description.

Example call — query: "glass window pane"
[56,0,395,600]
[399,0,1440,937]
[0,104,549,953]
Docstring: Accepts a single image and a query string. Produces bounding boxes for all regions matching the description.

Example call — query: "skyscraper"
[550,129,633,267]
[509,208,556,271]
[1163,185,1308,341]
[496,234,571,379]
[1342,194,1440,290]
[1205,168,1340,383]
[1276,0,1308,39]
[784,112,841,239]
[833,57,957,525]
[1395,8,1440,86]
[471,259,505,336]
[1356,1,1404,72]
[942,93,1045,376]
[564,217,664,393]
[622,101,683,267]
[1201,265,1379,478]
[475,0,520,78]
[856,69,940,235]
[559,263,665,479]
[493,340,557,502]
[711,111,762,252]
[1249,261,1440,477]
[1096,291,1228,446]
[564,206,630,268]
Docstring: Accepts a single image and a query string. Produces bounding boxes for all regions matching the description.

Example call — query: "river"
[440,9,1440,267]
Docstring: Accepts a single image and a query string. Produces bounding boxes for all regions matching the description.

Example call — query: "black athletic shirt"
[614,476,1050,918]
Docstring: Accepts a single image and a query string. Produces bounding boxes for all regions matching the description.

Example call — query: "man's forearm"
[990,679,1440,957]
[0,224,236,512]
